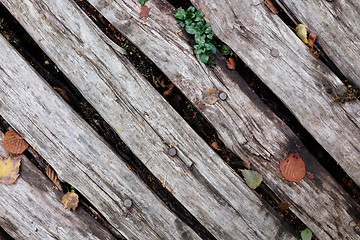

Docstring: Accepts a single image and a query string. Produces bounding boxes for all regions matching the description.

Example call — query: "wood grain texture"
[279,0,360,87]
[0,34,198,240]
[190,0,360,186]
[0,132,116,240]
[85,0,360,239]
[0,0,297,239]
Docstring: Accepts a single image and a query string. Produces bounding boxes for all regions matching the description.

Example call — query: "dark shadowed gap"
[0,4,215,239]
[0,226,14,240]
[167,0,360,205]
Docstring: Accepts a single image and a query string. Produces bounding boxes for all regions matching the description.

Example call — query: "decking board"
[190,0,360,187]
[86,0,360,239]
[0,34,199,240]
[0,0,297,239]
[278,0,360,87]
[0,132,116,240]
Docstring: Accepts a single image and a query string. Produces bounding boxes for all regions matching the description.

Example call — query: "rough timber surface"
[190,0,360,186]
[0,0,297,239]
[0,132,116,240]
[278,0,360,87]
[86,0,360,239]
[0,35,199,240]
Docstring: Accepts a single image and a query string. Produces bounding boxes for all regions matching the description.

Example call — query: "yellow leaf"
[0,157,21,184]
[62,192,79,211]
[295,24,308,44]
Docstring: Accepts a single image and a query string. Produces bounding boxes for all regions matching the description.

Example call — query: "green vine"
[175,7,216,67]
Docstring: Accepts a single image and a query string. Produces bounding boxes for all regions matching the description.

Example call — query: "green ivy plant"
[139,0,148,5]
[175,7,216,67]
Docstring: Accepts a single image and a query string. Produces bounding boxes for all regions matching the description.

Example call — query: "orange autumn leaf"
[3,131,29,154]
[264,0,279,14]
[62,192,79,211]
[0,157,21,184]
[306,32,317,50]
[139,5,150,22]
[226,57,236,70]
[45,165,63,191]
[279,152,306,183]
[202,89,220,105]
[278,202,290,210]
[211,141,222,151]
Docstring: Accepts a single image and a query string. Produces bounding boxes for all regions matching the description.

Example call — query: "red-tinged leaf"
[3,131,29,154]
[307,32,317,49]
[279,152,306,183]
[278,202,290,210]
[139,5,150,22]
[226,57,236,70]
[264,0,279,14]
[211,141,222,151]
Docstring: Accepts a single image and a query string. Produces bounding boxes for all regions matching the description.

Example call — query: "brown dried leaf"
[0,157,21,184]
[139,5,150,22]
[3,131,29,154]
[163,83,175,99]
[45,165,63,191]
[264,0,279,14]
[279,152,306,183]
[211,142,222,151]
[53,87,70,103]
[226,57,236,70]
[202,89,219,105]
[62,192,79,211]
[278,202,290,210]
[306,32,317,50]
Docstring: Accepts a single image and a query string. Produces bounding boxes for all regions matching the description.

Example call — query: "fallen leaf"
[226,57,236,70]
[139,0,148,5]
[163,83,175,99]
[139,5,150,22]
[241,170,262,189]
[3,131,29,154]
[264,0,279,14]
[45,165,63,191]
[211,142,222,151]
[306,32,317,50]
[62,192,79,211]
[300,228,312,240]
[0,157,21,184]
[295,24,308,44]
[202,89,220,105]
[53,87,70,103]
[279,152,306,183]
[278,202,290,210]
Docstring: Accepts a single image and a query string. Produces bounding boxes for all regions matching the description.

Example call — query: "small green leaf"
[139,0,148,6]
[185,23,197,34]
[301,228,312,240]
[195,35,206,44]
[187,6,196,13]
[174,8,187,20]
[241,170,262,189]
[220,45,231,55]
[199,53,210,63]
[178,21,185,27]
[185,18,193,26]
[194,11,204,22]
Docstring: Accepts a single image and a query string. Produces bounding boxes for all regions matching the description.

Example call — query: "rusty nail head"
[219,92,227,101]
[270,48,279,57]
[169,147,177,157]
[124,199,132,208]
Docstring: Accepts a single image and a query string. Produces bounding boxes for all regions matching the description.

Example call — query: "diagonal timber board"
[278,0,360,87]
[85,0,360,239]
[189,0,360,186]
[0,132,116,240]
[0,0,297,239]
[0,34,199,240]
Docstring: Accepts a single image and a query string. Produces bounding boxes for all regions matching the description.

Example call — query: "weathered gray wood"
[0,35,199,240]
[0,132,116,240]
[190,0,360,186]
[278,0,360,87]
[0,0,297,239]
[84,0,360,239]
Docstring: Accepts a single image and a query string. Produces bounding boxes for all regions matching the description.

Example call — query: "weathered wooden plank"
[278,0,360,87]
[0,34,199,240]
[0,132,116,240]
[0,0,297,239]
[190,0,360,186]
[84,0,360,239]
